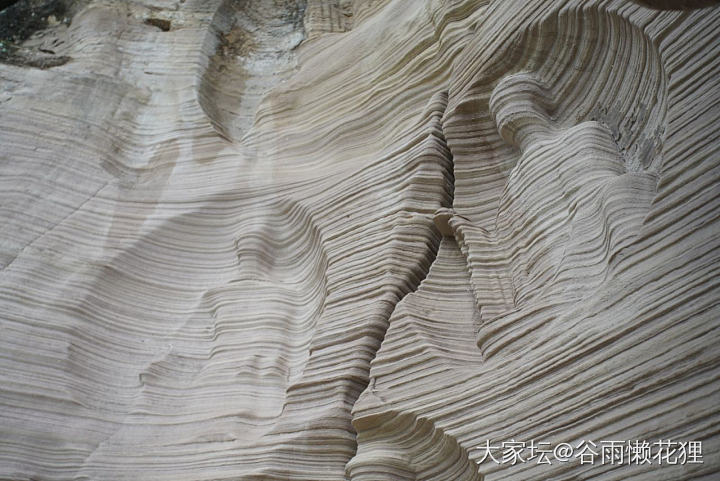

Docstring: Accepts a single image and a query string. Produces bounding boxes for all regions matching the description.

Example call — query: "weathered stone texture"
[0,0,719,479]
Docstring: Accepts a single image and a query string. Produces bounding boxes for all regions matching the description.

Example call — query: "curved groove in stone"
[445,5,668,357]
[198,0,307,143]
[348,411,482,481]
[0,1,718,480]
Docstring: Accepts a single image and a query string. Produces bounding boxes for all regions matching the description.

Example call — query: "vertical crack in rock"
[347,233,487,481]
[232,90,455,481]
[344,90,457,479]
[349,89,454,410]
[3,2,719,480]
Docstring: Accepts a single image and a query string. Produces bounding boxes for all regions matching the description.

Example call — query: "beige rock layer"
[0,0,718,480]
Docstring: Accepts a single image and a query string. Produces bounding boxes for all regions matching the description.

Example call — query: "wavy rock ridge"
[0,0,719,480]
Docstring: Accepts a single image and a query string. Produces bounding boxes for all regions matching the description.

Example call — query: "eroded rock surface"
[0,0,719,480]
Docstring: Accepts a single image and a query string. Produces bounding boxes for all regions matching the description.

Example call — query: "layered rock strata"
[0,0,719,480]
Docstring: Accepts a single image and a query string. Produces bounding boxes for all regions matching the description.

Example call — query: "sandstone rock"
[0,0,718,480]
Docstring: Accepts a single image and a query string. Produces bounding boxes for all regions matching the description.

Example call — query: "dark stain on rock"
[0,1,21,12]
[0,0,78,68]
[1,51,70,68]
[0,0,71,42]
[145,18,171,32]
[217,25,255,58]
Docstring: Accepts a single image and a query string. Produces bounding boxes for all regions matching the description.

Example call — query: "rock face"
[0,0,719,480]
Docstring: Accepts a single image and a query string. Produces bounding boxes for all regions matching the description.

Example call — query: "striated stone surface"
[0,0,719,480]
